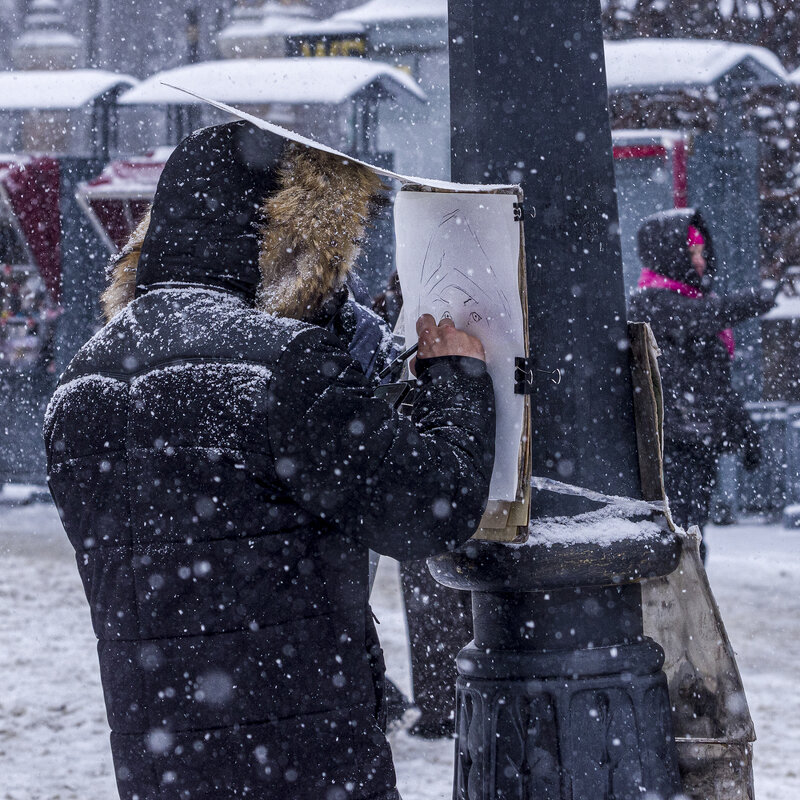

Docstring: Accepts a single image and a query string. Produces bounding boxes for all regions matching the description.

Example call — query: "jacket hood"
[102,120,385,321]
[637,208,715,290]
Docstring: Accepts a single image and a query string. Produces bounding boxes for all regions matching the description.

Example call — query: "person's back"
[46,288,391,797]
[44,122,496,800]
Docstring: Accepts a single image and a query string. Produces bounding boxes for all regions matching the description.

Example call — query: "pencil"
[378,343,418,379]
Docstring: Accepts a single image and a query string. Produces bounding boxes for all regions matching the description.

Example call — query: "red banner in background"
[0,155,61,303]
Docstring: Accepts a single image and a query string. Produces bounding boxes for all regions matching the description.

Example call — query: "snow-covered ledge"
[516,510,667,550]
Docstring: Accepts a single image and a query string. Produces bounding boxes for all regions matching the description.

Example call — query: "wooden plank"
[628,321,666,504]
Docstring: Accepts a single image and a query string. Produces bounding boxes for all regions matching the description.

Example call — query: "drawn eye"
[441,311,453,320]
[469,312,483,324]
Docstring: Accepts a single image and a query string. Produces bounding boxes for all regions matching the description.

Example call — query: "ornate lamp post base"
[431,532,683,800]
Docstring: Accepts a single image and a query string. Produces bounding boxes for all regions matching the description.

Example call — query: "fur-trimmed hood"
[102,122,385,322]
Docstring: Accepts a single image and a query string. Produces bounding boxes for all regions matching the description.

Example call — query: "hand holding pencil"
[410,314,486,375]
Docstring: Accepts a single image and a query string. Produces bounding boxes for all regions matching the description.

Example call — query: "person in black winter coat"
[628,209,775,556]
[43,121,496,800]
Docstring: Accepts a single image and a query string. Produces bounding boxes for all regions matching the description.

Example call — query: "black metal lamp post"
[430,1,684,797]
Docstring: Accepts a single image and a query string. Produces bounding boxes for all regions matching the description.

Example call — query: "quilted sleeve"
[267,326,496,561]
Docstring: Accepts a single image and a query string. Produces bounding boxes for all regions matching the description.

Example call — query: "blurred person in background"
[628,209,776,560]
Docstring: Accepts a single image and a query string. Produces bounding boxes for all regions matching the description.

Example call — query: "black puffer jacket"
[628,209,773,448]
[44,122,496,800]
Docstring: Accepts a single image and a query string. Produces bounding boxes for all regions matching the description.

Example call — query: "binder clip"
[515,357,534,395]
[515,357,561,394]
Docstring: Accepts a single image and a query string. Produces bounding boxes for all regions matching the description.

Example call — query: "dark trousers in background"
[663,439,721,561]
[399,559,472,735]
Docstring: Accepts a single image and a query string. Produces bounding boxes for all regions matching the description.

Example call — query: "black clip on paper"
[375,343,419,413]
[515,357,534,395]
[515,357,561,394]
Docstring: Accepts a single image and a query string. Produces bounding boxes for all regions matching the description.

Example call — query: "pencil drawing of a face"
[419,208,513,331]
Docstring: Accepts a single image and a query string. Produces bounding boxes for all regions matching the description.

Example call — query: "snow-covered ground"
[1,502,798,799]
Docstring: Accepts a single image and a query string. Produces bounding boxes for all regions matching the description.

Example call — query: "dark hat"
[135,121,284,301]
[637,208,715,289]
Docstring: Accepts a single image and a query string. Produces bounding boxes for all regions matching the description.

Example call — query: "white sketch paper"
[162,84,517,193]
[394,191,525,501]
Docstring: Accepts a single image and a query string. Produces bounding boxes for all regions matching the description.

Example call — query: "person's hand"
[411,314,485,375]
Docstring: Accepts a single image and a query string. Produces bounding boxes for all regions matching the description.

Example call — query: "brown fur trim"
[256,144,386,319]
[101,209,151,322]
[99,144,385,323]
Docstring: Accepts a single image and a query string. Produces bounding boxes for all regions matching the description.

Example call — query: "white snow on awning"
[764,292,800,320]
[604,38,788,92]
[0,153,31,170]
[230,17,365,37]
[0,69,137,110]
[331,0,447,24]
[119,58,426,106]
[612,128,687,146]
[218,2,363,37]
[78,147,173,199]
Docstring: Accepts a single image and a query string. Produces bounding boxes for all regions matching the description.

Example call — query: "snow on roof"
[0,69,137,110]
[229,17,364,37]
[764,291,800,320]
[331,0,447,24]
[15,30,80,48]
[218,2,342,39]
[119,58,426,106]
[604,38,788,92]
[612,128,687,146]
[0,154,32,170]
[79,148,174,198]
